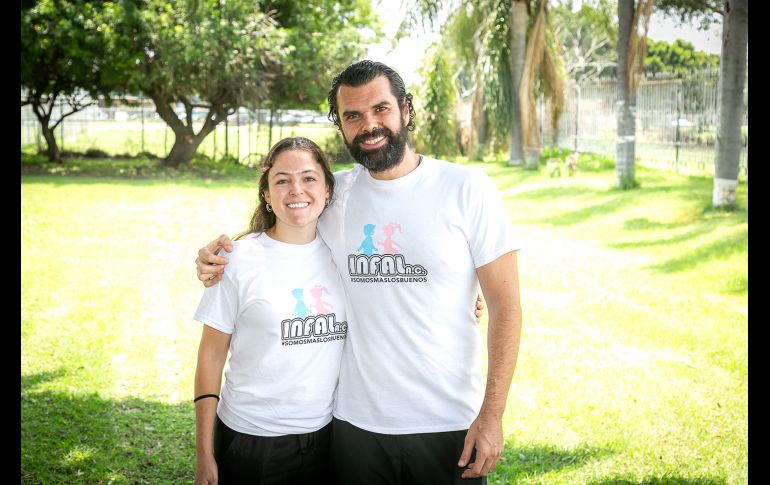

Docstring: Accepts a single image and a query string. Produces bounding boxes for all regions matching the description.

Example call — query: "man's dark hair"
[327,60,416,132]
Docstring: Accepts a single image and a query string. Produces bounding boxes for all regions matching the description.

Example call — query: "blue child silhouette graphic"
[291,288,310,318]
[357,224,379,256]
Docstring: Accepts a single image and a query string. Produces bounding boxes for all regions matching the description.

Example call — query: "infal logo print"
[349,222,428,283]
[281,285,347,346]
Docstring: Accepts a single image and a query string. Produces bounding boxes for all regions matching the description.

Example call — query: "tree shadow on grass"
[22,371,194,484]
[588,477,726,484]
[609,223,717,250]
[616,199,746,236]
[21,369,67,389]
[508,184,611,201]
[622,216,700,232]
[649,230,747,274]
[512,182,708,227]
[483,163,546,185]
[489,441,612,484]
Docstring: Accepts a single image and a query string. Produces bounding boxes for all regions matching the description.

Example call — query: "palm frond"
[540,3,566,140]
[519,0,564,149]
[396,0,458,40]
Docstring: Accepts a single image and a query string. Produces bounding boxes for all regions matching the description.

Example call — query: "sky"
[365,1,723,88]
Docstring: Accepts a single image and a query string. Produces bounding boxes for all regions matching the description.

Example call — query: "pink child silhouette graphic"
[309,284,333,314]
[378,222,403,255]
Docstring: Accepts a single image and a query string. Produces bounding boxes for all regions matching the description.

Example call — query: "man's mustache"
[353,128,392,146]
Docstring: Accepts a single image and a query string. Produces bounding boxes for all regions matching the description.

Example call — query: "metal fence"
[542,68,748,178]
[20,97,336,164]
[22,68,748,178]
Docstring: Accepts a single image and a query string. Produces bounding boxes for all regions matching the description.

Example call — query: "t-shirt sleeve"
[465,169,520,268]
[192,254,239,334]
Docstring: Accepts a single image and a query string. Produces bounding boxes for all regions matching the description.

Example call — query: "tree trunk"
[164,130,205,168]
[470,86,487,161]
[616,0,636,188]
[508,0,528,167]
[40,123,61,163]
[713,0,748,208]
[30,98,62,163]
[147,92,219,167]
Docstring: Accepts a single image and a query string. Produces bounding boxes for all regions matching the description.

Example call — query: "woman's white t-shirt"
[194,232,348,436]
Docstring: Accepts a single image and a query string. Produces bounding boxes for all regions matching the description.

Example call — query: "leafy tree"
[123,0,285,167]
[259,0,379,112]
[655,0,722,28]
[21,0,136,162]
[251,0,378,150]
[442,4,488,160]
[550,1,617,82]
[416,43,459,157]
[124,0,377,167]
[644,38,719,76]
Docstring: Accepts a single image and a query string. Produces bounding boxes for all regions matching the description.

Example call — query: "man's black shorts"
[331,417,487,485]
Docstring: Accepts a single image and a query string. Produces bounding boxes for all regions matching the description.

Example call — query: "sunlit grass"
[21,161,747,483]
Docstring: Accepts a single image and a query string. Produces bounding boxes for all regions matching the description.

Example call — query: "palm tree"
[519,0,565,168]
[508,0,529,166]
[615,0,654,189]
[654,0,747,206]
[399,0,565,166]
[712,0,747,208]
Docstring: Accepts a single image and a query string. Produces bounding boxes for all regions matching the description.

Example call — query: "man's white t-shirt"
[318,157,519,434]
[194,232,348,436]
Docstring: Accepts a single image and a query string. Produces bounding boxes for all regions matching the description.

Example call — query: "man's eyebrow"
[341,100,392,118]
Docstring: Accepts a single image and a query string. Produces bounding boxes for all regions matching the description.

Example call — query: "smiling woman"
[236,137,336,245]
[191,136,345,484]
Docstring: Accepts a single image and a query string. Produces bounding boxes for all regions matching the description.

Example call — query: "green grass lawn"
[21,159,747,484]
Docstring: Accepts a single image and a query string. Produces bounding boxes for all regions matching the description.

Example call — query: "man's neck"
[368,146,422,181]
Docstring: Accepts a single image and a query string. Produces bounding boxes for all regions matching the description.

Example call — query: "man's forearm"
[479,306,521,419]
[476,250,522,420]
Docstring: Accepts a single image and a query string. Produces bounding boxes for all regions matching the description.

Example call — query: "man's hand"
[196,234,234,288]
[457,411,504,479]
[474,294,486,324]
[460,250,521,479]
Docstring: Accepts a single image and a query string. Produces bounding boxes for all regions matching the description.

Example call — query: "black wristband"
[194,393,220,403]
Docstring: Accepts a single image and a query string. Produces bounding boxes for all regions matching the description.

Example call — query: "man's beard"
[344,121,408,173]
